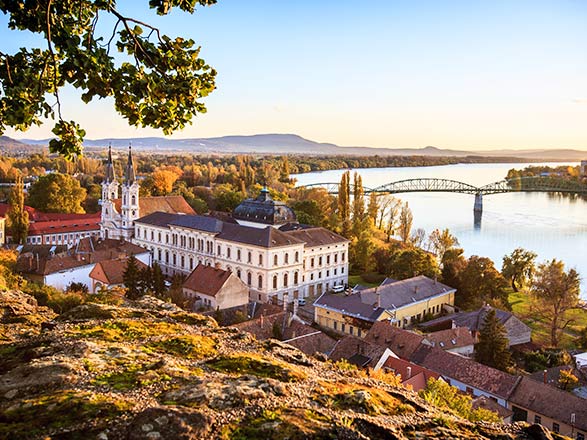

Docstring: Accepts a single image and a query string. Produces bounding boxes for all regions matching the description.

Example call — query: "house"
[282,326,337,357]
[420,305,531,347]
[423,327,475,356]
[381,356,441,392]
[508,377,587,439]
[183,264,249,310]
[88,257,148,293]
[410,345,519,407]
[329,335,395,370]
[314,276,455,336]
[16,237,150,291]
[472,396,513,423]
[363,321,426,360]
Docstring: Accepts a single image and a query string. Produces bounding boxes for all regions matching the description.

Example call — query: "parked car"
[332,284,345,293]
[298,298,306,306]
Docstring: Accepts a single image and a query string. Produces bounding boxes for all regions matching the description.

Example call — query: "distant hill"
[16,133,587,160]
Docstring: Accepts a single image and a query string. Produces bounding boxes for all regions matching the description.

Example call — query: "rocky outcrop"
[0,292,556,439]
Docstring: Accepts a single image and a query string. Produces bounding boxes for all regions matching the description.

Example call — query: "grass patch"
[207,354,307,382]
[509,290,587,348]
[348,274,380,288]
[67,319,188,342]
[93,362,172,390]
[148,335,217,360]
[0,390,132,438]
[313,381,415,416]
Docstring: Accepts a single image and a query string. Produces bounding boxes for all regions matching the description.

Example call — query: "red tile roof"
[28,213,101,236]
[89,257,148,285]
[183,264,237,297]
[364,321,426,360]
[383,356,440,392]
[329,335,388,368]
[424,327,475,350]
[113,196,195,216]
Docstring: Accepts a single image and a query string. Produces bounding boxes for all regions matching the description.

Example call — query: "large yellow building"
[314,275,455,337]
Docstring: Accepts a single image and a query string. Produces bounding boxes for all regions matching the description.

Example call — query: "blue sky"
[2,0,587,149]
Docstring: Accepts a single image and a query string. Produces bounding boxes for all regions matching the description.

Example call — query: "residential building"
[420,305,532,347]
[314,276,456,336]
[508,377,587,439]
[423,327,475,356]
[88,257,148,293]
[16,237,149,291]
[183,264,249,310]
[329,335,396,370]
[472,396,513,423]
[381,356,441,392]
[364,321,427,360]
[409,345,519,407]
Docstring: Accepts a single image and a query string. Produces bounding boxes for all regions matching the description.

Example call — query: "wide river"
[292,162,587,298]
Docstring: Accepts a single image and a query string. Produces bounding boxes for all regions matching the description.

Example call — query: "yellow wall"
[315,290,455,335]
[508,404,586,439]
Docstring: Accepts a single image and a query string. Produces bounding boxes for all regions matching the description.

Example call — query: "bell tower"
[100,145,119,239]
[120,145,140,240]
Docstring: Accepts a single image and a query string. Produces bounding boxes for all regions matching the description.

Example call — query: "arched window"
[247,251,252,263]
[274,255,278,266]
[237,269,241,279]
[258,275,263,289]
[131,195,136,205]
[285,253,289,264]
[273,275,278,289]
[294,272,299,284]
[284,273,288,287]
[295,251,299,262]
[259,254,263,266]
[247,272,252,285]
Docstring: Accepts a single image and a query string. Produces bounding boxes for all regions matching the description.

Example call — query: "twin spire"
[104,144,136,185]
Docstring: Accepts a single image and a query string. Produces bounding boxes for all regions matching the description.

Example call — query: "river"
[292,162,587,298]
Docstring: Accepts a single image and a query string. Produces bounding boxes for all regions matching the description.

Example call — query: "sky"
[1,0,587,150]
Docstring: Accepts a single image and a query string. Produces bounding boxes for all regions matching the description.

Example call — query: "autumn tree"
[530,259,580,347]
[398,202,413,244]
[350,230,375,272]
[0,1,218,159]
[28,173,87,213]
[290,200,323,226]
[352,172,366,236]
[6,174,29,244]
[338,171,351,238]
[389,247,440,280]
[410,228,427,248]
[151,262,167,299]
[502,248,537,292]
[558,369,579,391]
[474,308,511,371]
[151,169,181,195]
[367,192,379,224]
[440,247,467,289]
[429,228,460,263]
[456,256,509,310]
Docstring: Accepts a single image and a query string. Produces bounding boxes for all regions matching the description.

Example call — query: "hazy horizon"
[2,0,587,150]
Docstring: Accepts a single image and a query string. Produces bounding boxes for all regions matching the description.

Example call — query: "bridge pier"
[474,193,483,213]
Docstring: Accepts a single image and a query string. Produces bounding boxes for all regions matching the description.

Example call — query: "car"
[297,298,306,306]
[332,285,345,293]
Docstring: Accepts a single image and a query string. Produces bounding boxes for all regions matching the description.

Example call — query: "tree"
[530,259,580,347]
[337,171,351,238]
[290,199,323,226]
[151,169,181,195]
[123,255,142,300]
[577,326,587,349]
[6,174,29,244]
[410,228,426,248]
[151,262,167,298]
[474,308,511,371]
[28,173,86,213]
[138,266,153,295]
[440,247,466,289]
[352,172,366,237]
[0,1,217,159]
[502,248,537,292]
[456,256,509,310]
[389,247,440,280]
[558,369,579,391]
[367,192,379,224]
[398,202,413,244]
[429,228,459,263]
[350,230,375,273]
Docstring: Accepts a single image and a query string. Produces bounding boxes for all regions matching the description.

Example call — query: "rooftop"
[233,188,296,226]
[183,264,243,297]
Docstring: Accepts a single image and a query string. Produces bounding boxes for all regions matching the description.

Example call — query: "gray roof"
[217,223,304,248]
[420,305,518,331]
[233,188,296,226]
[361,276,455,310]
[314,292,386,322]
[284,227,349,247]
[134,212,179,228]
[169,215,223,233]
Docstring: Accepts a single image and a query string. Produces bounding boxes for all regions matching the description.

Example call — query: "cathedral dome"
[233,188,297,227]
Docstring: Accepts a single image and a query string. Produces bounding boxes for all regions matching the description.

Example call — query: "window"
[349,326,353,335]
[274,255,278,266]
[151,231,154,240]
[173,254,177,265]
[341,323,345,333]
[247,251,252,263]
[333,321,337,330]
[247,272,252,286]
[295,251,299,262]
[237,269,241,279]
[227,247,231,258]
[552,423,559,433]
[534,415,541,425]
[285,253,289,264]
[218,245,221,255]
[273,275,278,289]
[158,232,161,242]
[334,254,338,263]
[165,251,169,264]
[259,254,263,266]
[284,273,288,287]
[294,272,299,284]
[577,433,584,440]
[342,252,345,262]
[258,275,263,289]
[319,256,322,266]
[311,258,315,268]
[131,195,136,205]
[327,255,330,264]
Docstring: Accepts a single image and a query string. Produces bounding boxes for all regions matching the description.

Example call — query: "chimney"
[283,293,288,311]
[543,370,547,384]
[376,287,381,309]
[260,314,264,329]
[406,366,412,379]
[293,295,298,317]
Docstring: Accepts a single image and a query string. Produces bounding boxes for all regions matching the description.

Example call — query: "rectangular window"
[577,433,584,440]
[349,326,353,335]
[552,423,559,433]
[341,323,345,333]
[333,321,337,330]
[534,415,541,425]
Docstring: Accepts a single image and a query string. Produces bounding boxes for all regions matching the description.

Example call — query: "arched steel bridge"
[296,176,587,197]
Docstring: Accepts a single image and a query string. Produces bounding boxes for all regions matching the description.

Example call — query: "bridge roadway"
[297,176,587,214]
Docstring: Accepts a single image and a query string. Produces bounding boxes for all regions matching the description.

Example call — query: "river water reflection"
[292,162,587,298]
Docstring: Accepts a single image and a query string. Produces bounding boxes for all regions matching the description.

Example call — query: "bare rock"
[127,406,214,440]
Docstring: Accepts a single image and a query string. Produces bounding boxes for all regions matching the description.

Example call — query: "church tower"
[120,145,140,240]
[100,145,119,239]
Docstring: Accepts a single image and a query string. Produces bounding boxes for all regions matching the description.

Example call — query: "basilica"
[100,147,349,303]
